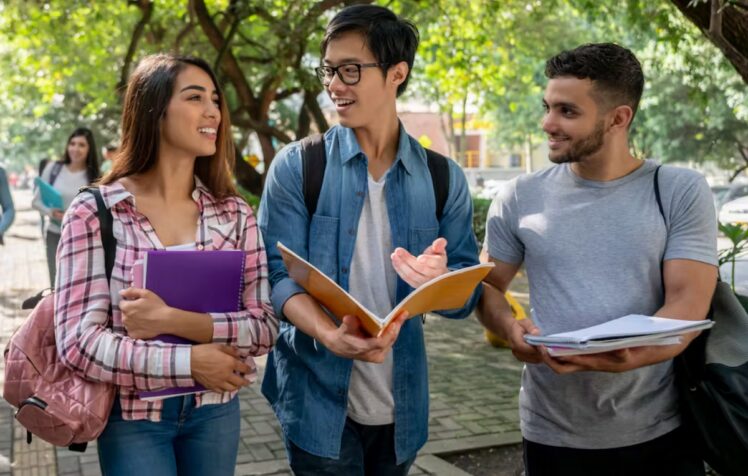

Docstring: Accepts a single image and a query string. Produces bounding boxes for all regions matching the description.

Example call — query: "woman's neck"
[66,162,87,173]
[134,156,196,202]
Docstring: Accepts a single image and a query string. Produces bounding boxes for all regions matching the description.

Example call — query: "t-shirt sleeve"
[485,179,524,264]
[664,171,718,266]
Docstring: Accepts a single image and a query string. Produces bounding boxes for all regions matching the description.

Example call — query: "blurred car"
[711,185,730,211]
[719,195,748,225]
[714,183,748,212]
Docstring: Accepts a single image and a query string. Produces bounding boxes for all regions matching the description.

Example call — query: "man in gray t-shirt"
[478,43,717,476]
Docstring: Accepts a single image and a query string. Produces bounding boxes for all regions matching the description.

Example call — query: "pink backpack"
[3,188,116,451]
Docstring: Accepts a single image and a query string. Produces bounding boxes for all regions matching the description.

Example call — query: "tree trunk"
[233,153,263,195]
[670,0,748,83]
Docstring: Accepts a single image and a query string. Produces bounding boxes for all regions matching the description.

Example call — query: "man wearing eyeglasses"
[258,5,480,475]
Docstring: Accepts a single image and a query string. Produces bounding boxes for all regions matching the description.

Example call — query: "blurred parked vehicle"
[714,183,748,212]
[719,195,748,225]
[711,185,730,210]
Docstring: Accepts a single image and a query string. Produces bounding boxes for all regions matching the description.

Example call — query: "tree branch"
[304,90,329,133]
[232,113,293,144]
[276,87,302,101]
[190,0,258,111]
[213,11,242,73]
[118,0,154,97]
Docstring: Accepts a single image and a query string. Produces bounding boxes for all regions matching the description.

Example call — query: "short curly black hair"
[545,43,644,125]
[321,5,419,97]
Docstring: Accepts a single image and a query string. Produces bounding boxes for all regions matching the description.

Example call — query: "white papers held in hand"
[524,314,714,356]
[277,242,493,337]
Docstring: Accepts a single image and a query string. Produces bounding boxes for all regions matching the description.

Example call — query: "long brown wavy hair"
[101,54,236,199]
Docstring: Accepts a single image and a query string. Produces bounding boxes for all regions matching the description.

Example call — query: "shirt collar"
[99,176,212,209]
[335,122,424,175]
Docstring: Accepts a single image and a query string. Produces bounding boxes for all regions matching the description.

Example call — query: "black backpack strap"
[80,187,116,282]
[301,134,327,217]
[300,135,450,222]
[425,148,450,222]
[49,161,64,186]
[654,165,665,223]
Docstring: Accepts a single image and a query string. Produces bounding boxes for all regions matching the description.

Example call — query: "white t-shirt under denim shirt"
[485,159,717,449]
[347,173,398,425]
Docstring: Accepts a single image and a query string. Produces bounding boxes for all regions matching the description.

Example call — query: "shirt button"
[341,267,348,274]
[356,191,364,197]
[197,244,204,251]
[348,228,355,236]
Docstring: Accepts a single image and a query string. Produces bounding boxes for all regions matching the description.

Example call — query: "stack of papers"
[525,314,714,356]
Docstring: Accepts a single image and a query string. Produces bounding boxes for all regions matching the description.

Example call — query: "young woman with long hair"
[54,54,278,476]
[32,127,100,285]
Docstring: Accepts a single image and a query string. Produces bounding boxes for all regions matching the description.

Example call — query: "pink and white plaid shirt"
[54,179,278,421]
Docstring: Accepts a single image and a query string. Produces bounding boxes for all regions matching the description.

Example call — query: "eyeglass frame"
[314,62,389,86]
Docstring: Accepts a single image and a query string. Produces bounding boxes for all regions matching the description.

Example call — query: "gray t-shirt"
[347,174,397,425]
[486,159,717,449]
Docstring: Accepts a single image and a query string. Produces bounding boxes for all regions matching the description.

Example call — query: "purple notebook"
[134,250,245,401]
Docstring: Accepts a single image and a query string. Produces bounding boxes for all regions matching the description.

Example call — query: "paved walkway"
[0,189,525,476]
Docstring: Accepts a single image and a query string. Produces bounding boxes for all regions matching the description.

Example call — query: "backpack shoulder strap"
[301,134,327,217]
[80,187,115,282]
[300,136,451,222]
[654,165,665,224]
[49,161,64,186]
[425,148,450,222]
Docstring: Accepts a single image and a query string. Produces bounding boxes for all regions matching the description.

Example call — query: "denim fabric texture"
[258,124,481,463]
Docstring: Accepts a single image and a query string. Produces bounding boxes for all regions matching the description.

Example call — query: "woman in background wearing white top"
[33,127,100,285]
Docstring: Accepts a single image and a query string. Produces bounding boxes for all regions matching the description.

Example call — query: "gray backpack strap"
[48,162,64,186]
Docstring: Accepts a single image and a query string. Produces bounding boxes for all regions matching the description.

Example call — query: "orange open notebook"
[277,242,494,336]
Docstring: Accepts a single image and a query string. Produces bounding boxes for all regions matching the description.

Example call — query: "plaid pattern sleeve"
[209,199,278,354]
[54,193,194,392]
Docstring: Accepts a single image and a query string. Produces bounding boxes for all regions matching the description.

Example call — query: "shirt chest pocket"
[308,214,339,281]
[208,222,240,250]
[409,227,438,255]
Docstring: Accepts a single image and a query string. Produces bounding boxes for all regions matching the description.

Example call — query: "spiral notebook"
[131,249,245,400]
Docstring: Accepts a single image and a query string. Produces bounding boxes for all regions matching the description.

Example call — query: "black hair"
[545,43,644,124]
[321,5,419,97]
[62,127,100,183]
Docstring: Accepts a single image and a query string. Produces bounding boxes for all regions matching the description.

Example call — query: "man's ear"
[389,61,409,88]
[609,105,634,131]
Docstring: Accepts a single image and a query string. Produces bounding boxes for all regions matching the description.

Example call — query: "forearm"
[161,308,214,343]
[0,209,13,235]
[282,293,337,344]
[0,187,14,235]
[475,282,516,340]
[31,190,51,216]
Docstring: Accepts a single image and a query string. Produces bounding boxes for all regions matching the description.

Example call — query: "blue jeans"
[97,395,240,476]
[285,417,416,476]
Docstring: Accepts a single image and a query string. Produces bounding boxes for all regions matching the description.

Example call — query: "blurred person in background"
[32,127,100,285]
[0,164,14,245]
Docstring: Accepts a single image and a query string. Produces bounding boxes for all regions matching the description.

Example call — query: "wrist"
[159,306,178,335]
[498,313,519,339]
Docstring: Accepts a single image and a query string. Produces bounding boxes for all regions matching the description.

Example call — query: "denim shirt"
[258,124,480,463]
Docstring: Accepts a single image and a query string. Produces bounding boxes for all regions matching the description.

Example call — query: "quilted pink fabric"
[3,292,115,446]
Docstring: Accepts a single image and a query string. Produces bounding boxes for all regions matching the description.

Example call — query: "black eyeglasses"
[314,63,388,86]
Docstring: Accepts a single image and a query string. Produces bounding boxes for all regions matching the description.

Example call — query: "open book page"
[278,243,381,334]
[382,264,496,329]
[526,314,714,346]
[277,242,493,337]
